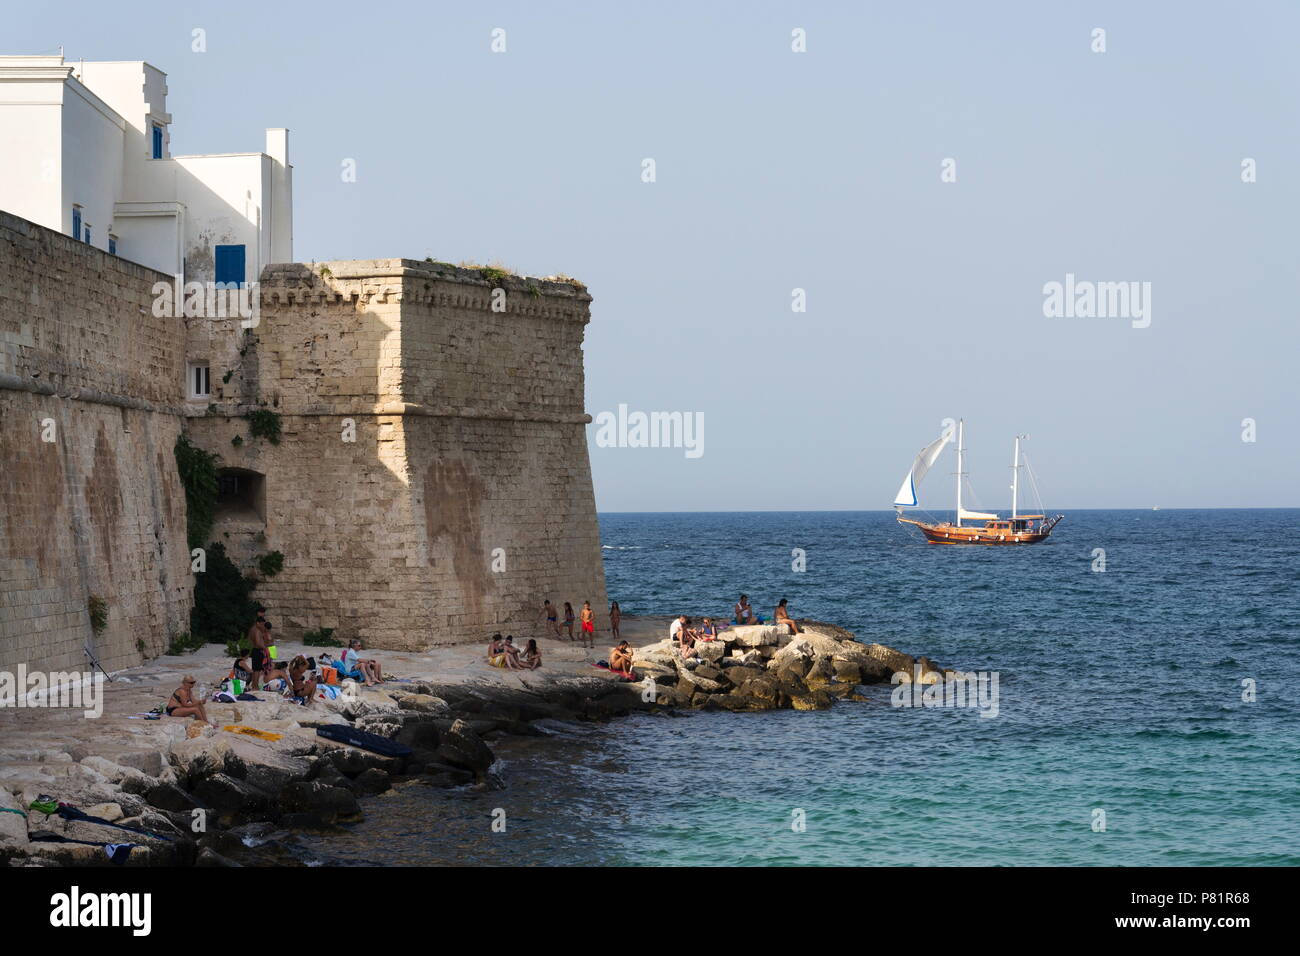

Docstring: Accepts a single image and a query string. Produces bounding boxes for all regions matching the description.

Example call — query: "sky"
[8,0,1299,511]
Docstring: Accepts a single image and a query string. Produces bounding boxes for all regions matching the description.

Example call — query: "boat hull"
[898,516,1061,545]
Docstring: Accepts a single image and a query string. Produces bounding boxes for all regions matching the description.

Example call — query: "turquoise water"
[324,510,1300,866]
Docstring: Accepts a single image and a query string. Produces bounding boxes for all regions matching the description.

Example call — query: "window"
[152,124,163,159]
[71,205,81,240]
[214,244,246,286]
[188,362,211,399]
[84,224,92,244]
[108,235,117,256]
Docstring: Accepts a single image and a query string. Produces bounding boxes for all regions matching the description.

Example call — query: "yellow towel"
[222,725,283,742]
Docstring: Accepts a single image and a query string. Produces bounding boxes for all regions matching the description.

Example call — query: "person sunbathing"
[700,618,719,640]
[774,598,801,634]
[734,594,759,625]
[288,655,318,704]
[487,633,507,668]
[341,638,382,685]
[519,638,543,670]
[502,635,523,669]
[165,676,213,725]
[609,640,635,675]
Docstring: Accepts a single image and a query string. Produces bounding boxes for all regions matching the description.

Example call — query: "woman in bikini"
[487,633,509,668]
[609,601,621,641]
[166,676,212,725]
[519,638,543,670]
[580,601,595,649]
[563,602,576,641]
[774,598,801,635]
[288,655,318,704]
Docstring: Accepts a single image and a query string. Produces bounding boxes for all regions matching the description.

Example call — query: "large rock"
[396,694,450,715]
[726,625,787,648]
[632,640,679,666]
[695,641,727,663]
[790,688,834,711]
[193,772,274,817]
[437,719,495,776]
[146,780,204,814]
[740,675,785,708]
[721,665,765,689]
[0,788,29,848]
[864,643,917,678]
[675,664,725,697]
[279,781,362,824]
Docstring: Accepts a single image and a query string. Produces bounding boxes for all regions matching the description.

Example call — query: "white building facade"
[0,55,292,284]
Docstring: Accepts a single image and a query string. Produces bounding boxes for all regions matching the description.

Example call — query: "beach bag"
[267,645,278,660]
[319,665,340,686]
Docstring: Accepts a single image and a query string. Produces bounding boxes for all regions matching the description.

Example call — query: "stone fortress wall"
[0,211,192,677]
[1,215,609,674]
[184,259,608,649]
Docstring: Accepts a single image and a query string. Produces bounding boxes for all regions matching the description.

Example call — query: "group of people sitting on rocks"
[162,607,386,723]
[731,593,801,634]
[486,633,543,670]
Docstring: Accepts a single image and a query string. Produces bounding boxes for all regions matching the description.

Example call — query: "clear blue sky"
[12,0,1299,510]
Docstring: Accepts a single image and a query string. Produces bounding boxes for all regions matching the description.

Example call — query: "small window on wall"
[188,362,211,400]
[71,205,81,240]
[108,235,117,256]
[84,224,92,244]
[152,124,164,159]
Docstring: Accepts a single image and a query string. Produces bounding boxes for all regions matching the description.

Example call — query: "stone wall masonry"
[184,259,607,649]
[0,211,192,677]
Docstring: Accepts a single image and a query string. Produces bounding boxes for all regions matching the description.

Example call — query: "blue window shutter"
[152,125,163,159]
[84,225,91,244]
[72,207,81,239]
[109,237,117,256]
[214,244,247,286]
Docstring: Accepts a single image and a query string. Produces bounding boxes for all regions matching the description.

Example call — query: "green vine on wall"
[87,595,108,633]
[174,435,219,550]
[247,409,282,444]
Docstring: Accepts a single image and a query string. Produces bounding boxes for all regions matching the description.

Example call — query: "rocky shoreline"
[0,618,947,867]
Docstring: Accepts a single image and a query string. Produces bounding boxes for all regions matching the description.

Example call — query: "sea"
[299,510,1300,866]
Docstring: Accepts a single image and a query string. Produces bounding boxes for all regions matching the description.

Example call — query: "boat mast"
[1011,435,1022,520]
[955,419,964,527]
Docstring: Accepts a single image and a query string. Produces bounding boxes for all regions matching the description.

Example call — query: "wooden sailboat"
[893,420,1063,545]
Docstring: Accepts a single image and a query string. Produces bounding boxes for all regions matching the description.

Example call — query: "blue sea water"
[323,510,1300,866]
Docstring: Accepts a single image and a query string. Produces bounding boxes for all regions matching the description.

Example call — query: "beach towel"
[222,725,283,742]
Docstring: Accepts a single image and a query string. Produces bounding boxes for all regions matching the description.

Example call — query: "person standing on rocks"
[609,600,622,640]
[774,598,801,635]
[563,602,576,641]
[248,606,269,690]
[541,599,562,639]
[580,601,596,648]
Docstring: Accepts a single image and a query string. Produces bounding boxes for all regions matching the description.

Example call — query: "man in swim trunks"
[580,600,595,648]
[541,600,561,639]
[609,640,635,676]
[248,607,269,690]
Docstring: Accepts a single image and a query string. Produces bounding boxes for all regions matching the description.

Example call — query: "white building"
[0,54,292,283]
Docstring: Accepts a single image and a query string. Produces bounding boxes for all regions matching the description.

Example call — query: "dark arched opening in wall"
[215,467,266,524]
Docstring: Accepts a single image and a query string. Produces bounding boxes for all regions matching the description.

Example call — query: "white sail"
[958,507,997,520]
[893,433,951,508]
